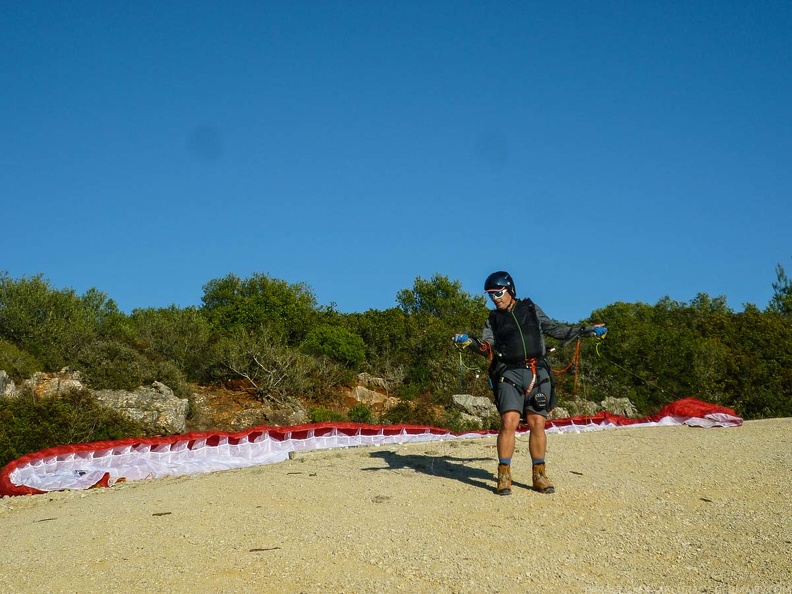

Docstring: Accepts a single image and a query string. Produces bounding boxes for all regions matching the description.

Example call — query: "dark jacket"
[477,298,595,364]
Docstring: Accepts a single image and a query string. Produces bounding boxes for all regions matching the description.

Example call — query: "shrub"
[380,397,443,427]
[308,406,347,423]
[214,327,316,400]
[300,325,366,368]
[347,403,376,424]
[0,273,123,371]
[214,327,354,405]
[129,305,213,381]
[153,360,191,400]
[77,340,155,390]
[201,273,318,345]
[301,356,356,404]
[0,339,41,381]
[0,388,148,468]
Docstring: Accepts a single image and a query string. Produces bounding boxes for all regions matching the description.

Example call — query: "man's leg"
[527,412,554,494]
[497,410,521,461]
[495,410,520,495]
[526,412,546,461]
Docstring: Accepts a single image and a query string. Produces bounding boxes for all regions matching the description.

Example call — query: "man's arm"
[535,303,603,342]
[452,318,495,358]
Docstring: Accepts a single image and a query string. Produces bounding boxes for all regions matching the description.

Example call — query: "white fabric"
[9,427,484,492]
[3,399,743,495]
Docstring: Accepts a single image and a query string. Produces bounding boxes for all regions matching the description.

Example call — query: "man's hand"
[452,333,473,347]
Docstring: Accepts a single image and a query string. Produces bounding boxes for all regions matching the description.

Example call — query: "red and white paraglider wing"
[0,399,741,497]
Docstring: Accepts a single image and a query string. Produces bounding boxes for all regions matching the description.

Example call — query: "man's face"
[487,288,513,310]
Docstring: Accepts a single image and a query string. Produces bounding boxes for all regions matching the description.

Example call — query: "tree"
[729,305,792,418]
[300,324,366,368]
[768,263,792,315]
[213,325,348,403]
[396,274,487,324]
[345,307,411,386]
[201,273,318,344]
[129,305,213,381]
[586,295,734,411]
[395,275,490,400]
[0,272,123,371]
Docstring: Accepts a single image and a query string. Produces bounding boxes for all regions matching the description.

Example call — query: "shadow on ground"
[363,451,531,494]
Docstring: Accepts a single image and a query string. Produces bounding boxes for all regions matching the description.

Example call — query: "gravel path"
[1,418,790,593]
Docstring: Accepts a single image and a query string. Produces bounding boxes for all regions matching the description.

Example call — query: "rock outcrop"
[21,370,85,398]
[92,381,189,435]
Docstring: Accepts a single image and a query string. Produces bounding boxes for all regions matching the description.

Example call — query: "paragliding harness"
[489,351,556,411]
[481,298,558,411]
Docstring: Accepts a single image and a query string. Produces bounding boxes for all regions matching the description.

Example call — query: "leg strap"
[498,357,539,395]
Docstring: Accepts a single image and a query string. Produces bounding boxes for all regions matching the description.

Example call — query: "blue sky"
[2,2,790,323]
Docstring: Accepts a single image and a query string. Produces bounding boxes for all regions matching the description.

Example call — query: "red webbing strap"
[524,358,538,394]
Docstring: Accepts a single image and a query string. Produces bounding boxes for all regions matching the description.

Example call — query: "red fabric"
[0,398,741,497]
[651,397,740,422]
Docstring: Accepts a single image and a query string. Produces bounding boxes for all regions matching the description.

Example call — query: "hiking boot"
[496,463,512,495]
[532,463,555,494]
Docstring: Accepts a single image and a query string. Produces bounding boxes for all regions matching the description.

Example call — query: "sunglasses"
[487,288,508,299]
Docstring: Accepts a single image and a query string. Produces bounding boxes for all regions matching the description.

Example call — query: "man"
[453,271,607,495]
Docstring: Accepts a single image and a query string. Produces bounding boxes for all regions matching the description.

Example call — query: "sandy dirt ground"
[1,418,790,593]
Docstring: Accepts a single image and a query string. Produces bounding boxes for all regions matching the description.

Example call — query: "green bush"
[78,340,155,390]
[395,383,422,401]
[153,360,191,400]
[308,406,347,423]
[301,356,357,404]
[301,325,366,368]
[347,403,376,424]
[0,339,41,381]
[214,326,354,405]
[380,397,443,427]
[0,273,123,371]
[129,305,213,381]
[201,273,318,345]
[0,388,148,468]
